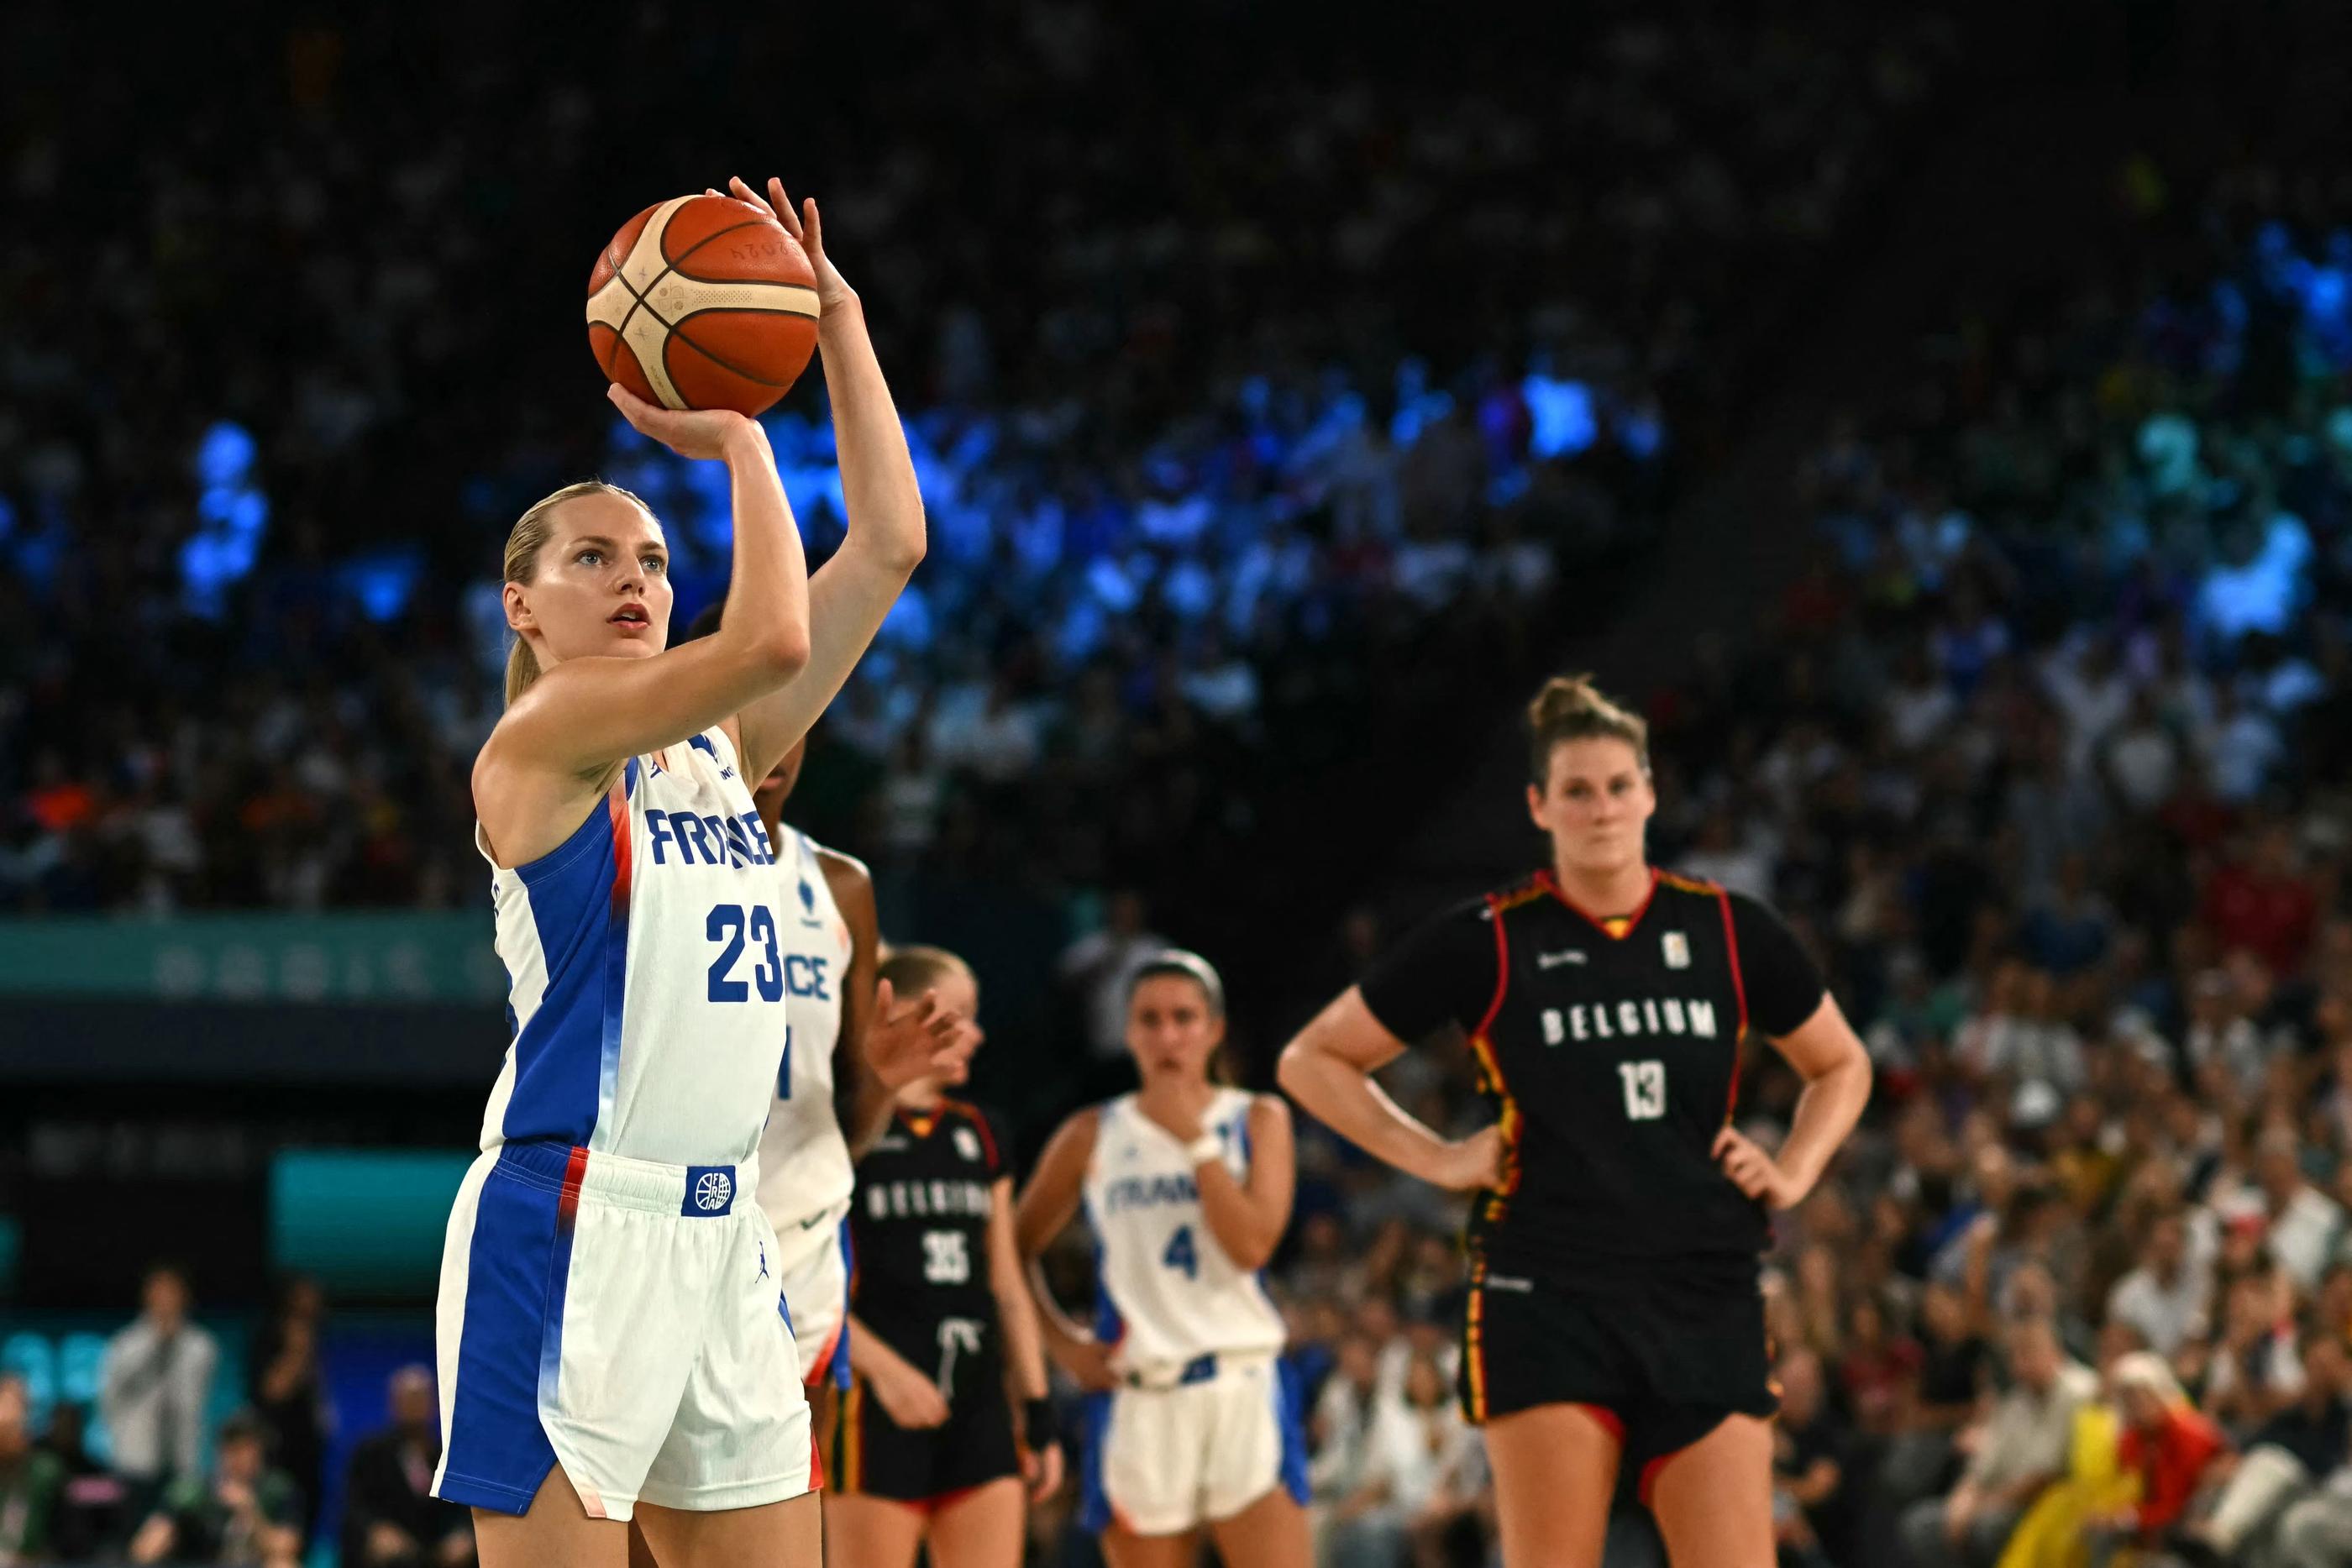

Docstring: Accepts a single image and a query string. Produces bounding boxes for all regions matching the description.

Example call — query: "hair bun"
[1525,673,1648,783]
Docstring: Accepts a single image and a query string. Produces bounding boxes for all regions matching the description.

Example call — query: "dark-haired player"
[827,947,1062,1568]
[1016,952,1309,1568]
[1279,674,1872,1568]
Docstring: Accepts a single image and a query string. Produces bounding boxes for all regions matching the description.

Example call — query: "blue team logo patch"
[685,1167,735,1216]
[799,878,817,915]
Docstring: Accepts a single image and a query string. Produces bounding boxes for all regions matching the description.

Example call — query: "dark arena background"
[8,3,2352,1565]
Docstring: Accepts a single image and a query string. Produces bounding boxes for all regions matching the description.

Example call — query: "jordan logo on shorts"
[685,1167,736,1216]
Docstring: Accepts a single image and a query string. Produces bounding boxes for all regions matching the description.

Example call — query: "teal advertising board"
[0,914,505,1002]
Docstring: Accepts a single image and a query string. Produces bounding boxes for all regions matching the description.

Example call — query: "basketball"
[585,194,821,417]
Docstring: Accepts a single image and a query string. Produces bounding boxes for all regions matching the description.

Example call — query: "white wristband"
[1184,1134,1223,1168]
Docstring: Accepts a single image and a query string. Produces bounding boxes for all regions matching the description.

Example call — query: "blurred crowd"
[1,1269,469,1567]
[0,4,1955,920]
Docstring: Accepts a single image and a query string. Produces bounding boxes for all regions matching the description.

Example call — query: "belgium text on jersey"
[1540,995,1719,1045]
[865,1177,992,1219]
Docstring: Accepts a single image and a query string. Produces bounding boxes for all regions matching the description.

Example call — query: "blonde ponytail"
[499,480,651,707]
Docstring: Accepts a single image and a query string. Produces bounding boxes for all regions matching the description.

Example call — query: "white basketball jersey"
[1082,1089,1287,1372]
[474,726,788,1168]
[754,827,858,1261]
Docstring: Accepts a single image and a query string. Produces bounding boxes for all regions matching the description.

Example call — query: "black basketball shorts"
[1459,1256,1777,1493]
[832,1364,1021,1508]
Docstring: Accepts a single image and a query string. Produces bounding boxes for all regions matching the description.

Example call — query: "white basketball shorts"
[431,1141,814,1521]
[1079,1351,1309,1536]
[774,1204,853,1390]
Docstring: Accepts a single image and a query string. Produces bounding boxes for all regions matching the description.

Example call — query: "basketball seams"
[664,215,786,269]
[588,194,817,414]
[667,319,801,391]
[612,199,693,407]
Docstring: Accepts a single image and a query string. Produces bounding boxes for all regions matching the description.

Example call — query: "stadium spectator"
[246,1276,329,1541]
[2200,1272,2311,1444]
[1772,1347,1858,1568]
[1057,889,1166,1077]
[35,1401,127,1562]
[2090,1351,2227,1563]
[1310,1331,1390,1563]
[2192,1328,2352,1561]
[126,1409,302,1568]
[1348,1352,1483,1568]
[339,1366,475,1568]
[1898,1316,2097,1568]
[97,1264,218,1498]
[0,1376,61,1568]
[2107,1209,2215,1360]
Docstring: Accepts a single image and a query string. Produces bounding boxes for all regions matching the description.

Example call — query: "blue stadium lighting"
[179,421,271,616]
[1522,372,1598,459]
[335,545,424,623]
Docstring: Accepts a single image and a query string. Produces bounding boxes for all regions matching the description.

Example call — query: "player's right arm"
[1012,1107,1116,1391]
[1278,991,1499,1192]
[475,400,811,863]
[843,1313,948,1429]
[1278,899,1505,1192]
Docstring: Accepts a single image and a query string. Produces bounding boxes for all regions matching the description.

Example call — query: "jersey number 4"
[707,903,784,1003]
[1618,1060,1667,1120]
[1162,1225,1199,1280]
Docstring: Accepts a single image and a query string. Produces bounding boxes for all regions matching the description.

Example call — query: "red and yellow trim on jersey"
[1656,869,1721,898]
[1537,866,1661,941]
[837,1376,865,1492]
[1462,1253,1493,1424]
[1715,887,1751,1120]
[1467,891,1525,1227]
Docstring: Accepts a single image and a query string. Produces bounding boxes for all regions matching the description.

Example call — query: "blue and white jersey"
[1082,1088,1287,1373]
[473,725,789,1169]
[754,826,857,1264]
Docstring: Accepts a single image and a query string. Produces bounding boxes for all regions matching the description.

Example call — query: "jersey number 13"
[1617,1060,1667,1121]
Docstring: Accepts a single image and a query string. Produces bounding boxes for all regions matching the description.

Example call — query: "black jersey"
[1359,868,1824,1276]
[848,1099,1007,1373]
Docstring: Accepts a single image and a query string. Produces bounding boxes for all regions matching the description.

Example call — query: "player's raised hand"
[709,176,857,315]
[864,978,979,1090]
[1712,1125,1805,1209]
[605,383,758,461]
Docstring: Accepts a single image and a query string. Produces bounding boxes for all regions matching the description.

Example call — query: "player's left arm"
[817,847,893,1156]
[720,176,927,784]
[1712,894,1872,1210]
[986,1170,1067,1500]
[987,1175,1050,1402]
[1189,1094,1295,1272]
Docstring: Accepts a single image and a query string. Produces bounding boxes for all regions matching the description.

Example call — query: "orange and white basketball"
[585,195,821,417]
